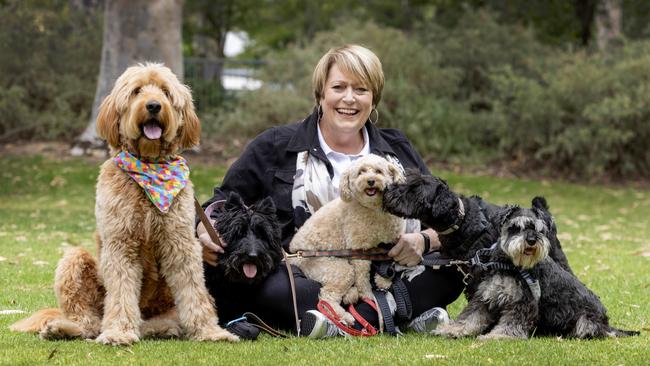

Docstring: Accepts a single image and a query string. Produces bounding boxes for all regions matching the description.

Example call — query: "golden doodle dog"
[11,63,237,345]
[289,154,405,325]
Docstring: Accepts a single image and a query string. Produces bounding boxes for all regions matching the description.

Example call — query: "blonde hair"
[312,44,384,107]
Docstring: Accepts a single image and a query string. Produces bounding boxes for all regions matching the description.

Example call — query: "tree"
[72,0,184,155]
[596,0,623,50]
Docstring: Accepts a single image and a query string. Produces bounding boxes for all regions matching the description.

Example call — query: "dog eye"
[507,226,519,234]
[133,87,141,95]
[375,169,382,174]
[359,168,366,173]
[162,88,171,98]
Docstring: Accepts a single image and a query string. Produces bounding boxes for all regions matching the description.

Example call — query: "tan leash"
[194,197,225,248]
[282,250,301,335]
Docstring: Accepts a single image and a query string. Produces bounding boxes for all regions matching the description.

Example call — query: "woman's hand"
[197,221,226,267]
[388,229,440,267]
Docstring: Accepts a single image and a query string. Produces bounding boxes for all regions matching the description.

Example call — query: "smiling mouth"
[365,188,378,196]
[142,119,163,140]
[523,247,536,256]
[336,108,359,116]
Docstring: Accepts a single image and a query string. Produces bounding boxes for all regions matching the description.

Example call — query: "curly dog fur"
[10,63,237,345]
[289,154,405,324]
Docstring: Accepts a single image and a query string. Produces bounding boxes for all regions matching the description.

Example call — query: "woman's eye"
[355,87,368,93]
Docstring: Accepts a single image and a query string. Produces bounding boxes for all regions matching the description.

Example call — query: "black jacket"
[203,110,430,249]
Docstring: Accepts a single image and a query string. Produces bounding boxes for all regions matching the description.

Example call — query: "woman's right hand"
[197,221,226,267]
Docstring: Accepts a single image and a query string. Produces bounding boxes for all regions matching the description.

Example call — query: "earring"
[369,108,379,124]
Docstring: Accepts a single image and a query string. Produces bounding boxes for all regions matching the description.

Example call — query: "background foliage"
[2,0,650,180]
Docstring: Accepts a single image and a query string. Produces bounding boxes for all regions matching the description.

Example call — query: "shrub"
[0,1,101,142]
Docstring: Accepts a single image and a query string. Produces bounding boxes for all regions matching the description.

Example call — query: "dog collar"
[114,150,189,213]
[437,198,466,235]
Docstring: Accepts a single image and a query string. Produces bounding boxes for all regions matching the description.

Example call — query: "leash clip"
[284,251,303,259]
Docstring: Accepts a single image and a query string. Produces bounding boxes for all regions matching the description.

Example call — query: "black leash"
[420,243,541,300]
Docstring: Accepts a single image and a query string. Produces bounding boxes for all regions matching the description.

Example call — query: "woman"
[198,45,464,337]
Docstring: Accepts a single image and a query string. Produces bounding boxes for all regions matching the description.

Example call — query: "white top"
[317,123,370,194]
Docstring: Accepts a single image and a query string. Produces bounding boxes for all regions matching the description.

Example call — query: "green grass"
[1,154,648,365]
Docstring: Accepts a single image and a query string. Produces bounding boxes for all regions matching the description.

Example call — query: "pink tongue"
[143,123,162,139]
[243,263,258,278]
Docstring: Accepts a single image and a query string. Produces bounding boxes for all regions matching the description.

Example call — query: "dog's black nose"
[146,100,161,114]
[526,234,537,246]
[367,179,375,186]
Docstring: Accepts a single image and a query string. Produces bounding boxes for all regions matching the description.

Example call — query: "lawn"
[0,154,648,366]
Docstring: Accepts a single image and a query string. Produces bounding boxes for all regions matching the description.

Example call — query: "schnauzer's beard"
[499,217,551,269]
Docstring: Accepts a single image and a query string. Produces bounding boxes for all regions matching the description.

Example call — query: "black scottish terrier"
[383,170,638,339]
[203,192,283,323]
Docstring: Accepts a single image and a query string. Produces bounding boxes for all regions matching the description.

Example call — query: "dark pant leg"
[252,264,320,331]
[353,264,465,327]
[400,265,465,318]
[252,265,382,332]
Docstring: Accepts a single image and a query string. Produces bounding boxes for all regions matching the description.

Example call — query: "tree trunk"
[596,0,623,51]
[72,0,184,155]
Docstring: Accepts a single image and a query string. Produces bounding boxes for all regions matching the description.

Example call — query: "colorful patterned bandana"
[114,151,190,213]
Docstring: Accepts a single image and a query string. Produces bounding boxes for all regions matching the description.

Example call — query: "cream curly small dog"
[10,63,237,345]
[289,154,405,324]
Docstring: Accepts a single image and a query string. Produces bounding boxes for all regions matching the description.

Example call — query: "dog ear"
[498,205,519,228]
[180,99,201,149]
[339,168,353,202]
[225,191,245,211]
[96,92,120,148]
[388,163,405,184]
[532,196,549,211]
[176,83,200,149]
[254,196,277,216]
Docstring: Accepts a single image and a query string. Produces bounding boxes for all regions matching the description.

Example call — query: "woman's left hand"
[388,233,425,267]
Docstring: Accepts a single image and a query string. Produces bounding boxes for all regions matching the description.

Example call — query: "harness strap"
[373,290,398,335]
[373,261,412,321]
[391,278,412,320]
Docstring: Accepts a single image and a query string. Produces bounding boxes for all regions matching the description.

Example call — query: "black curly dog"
[383,170,639,339]
[203,192,283,323]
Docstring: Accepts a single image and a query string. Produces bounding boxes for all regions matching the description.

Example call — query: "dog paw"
[192,326,239,342]
[374,274,393,290]
[96,329,139,346]
[140,320,182,339]
[342,287,359,305]
[434,323,464,338]
[341,312,356,326]
[478,332,526,341]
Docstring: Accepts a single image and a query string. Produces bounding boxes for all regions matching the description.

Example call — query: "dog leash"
[285,247,393,261]
[281,250,301,336]
[194,197,225,248]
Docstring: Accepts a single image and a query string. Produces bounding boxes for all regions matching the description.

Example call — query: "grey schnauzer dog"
[383,171,638,339]
[436,197,638,339]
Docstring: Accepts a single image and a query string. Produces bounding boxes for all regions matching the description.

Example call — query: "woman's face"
[319,63,373,135]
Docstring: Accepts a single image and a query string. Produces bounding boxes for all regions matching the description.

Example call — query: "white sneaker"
[407,307,450,333]
[301,310,345,338]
